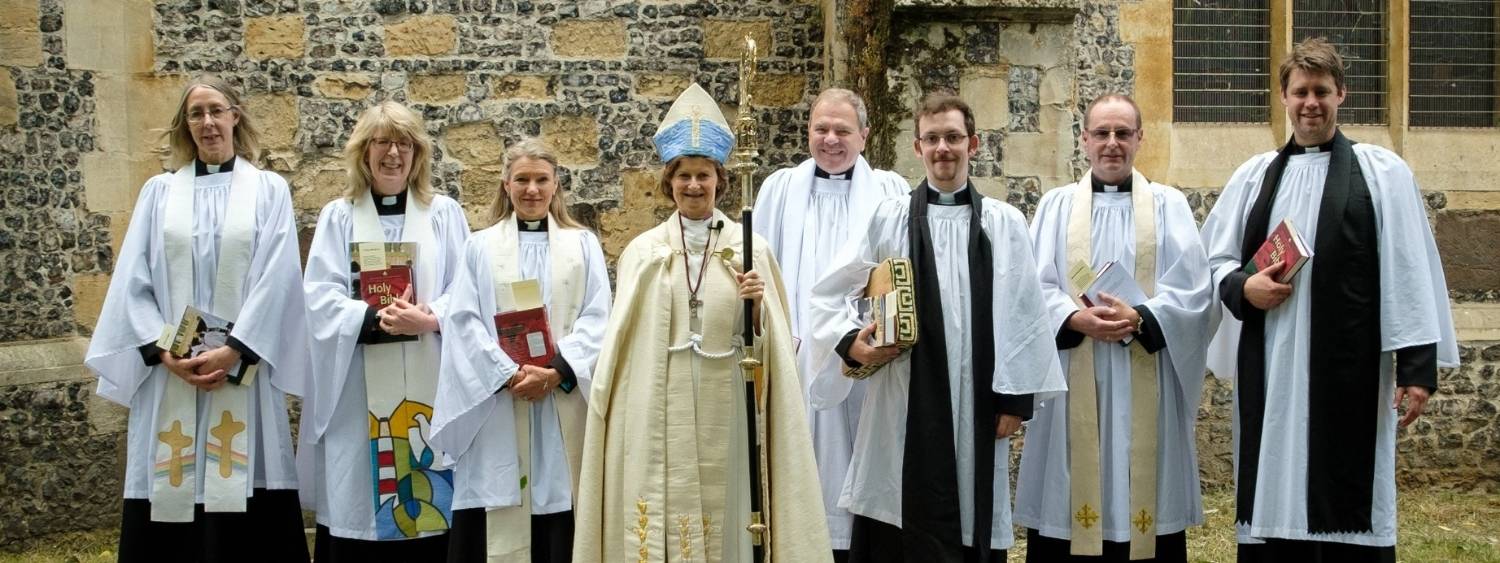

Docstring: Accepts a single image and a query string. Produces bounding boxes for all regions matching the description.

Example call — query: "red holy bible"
[495,307,555,367]
[1244,218,1313,284]
[358,266,414,308]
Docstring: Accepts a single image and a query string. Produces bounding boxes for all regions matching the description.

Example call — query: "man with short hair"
[752,88,910,562]
[1016,94,1213,563]
[1201,37,1458,562]
[809,92,1065,563]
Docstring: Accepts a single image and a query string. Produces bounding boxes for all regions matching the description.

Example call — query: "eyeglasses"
[1087,128,1138,142]
[187,106,236,125]
[371,138,415,154]
[918,132,969,147]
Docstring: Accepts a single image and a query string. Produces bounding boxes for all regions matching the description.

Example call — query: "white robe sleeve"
[229,173,313,398]
[1200,152,1277,381]
[86,176,172,406]
[430,232,522,461]
[984,201,1066,397]
[301,201,370,443]
[1357,146,1459,366]
[805,199,901,410]
[1143,186,1215,395]
[1028,187,1087,337]
[553,231,613,400]
[425,197,472,323]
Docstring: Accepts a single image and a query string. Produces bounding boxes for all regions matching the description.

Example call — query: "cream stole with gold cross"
[156,158,259,522]
[1064,170,1160,559]
[351,191,451,539]
[482,214,587,562]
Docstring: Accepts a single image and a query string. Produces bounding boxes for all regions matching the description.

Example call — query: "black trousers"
[849,515,1005,563]
[117,488,308,563]
[446,507,574,563]
[1237,537,1395,563]
[1024,528,1187,563]
[313,524,449,563]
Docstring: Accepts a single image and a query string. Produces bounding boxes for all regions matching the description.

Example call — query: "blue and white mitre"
[653,83,735,165]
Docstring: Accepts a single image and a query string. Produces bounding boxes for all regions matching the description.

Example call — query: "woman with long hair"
[84,76,312,562]
[301,100,470,561]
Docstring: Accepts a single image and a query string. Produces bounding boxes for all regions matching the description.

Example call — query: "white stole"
[1064,170,1160,559]
[771,158,884,332]
[155,158,259,521]
[483,215,587,562]
[351,191,448,537]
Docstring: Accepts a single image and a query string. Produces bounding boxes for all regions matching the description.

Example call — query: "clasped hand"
[509,364,561,402]
[1244,262,1292,311]
[1068,292,1140,343]
[379,285,439,336]
[162,345,241,392]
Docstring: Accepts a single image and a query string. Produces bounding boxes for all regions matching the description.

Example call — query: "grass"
[2,489,1496,562]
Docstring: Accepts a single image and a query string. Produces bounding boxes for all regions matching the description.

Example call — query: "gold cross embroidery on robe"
[209,410,246,478]
[636,497,651,563]
[157,420,193,487]
[1133,509,1154,535]
[1075,504,1100,529]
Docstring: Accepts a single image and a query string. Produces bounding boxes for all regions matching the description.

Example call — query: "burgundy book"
[1244,218,1313,284]
[358,265,414,308]
[495,307,555,367]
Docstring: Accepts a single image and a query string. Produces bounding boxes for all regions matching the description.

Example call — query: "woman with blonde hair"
[85,76,312,562]
[301,100,470,561]
[431,138,611,563]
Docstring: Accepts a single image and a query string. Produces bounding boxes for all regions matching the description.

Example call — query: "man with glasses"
[1201,38,1456,563]
[1015,94,1213,563]
[809,92,1065,562]
[751,88,909,563]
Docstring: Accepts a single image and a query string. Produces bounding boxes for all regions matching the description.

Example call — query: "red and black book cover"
[1244,218,1312,283]
[495,307,555,367]
[357,265,414,308]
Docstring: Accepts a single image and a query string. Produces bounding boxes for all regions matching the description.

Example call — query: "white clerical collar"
[814,165,853,181]
[680,214,718,253]
[926,183,973,206]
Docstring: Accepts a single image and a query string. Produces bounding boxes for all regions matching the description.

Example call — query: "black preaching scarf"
[900,182,999,562]
[1232,130,1382,534]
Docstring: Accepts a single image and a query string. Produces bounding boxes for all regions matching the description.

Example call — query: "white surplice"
[808,187,1067,549]
[429,223,611,514]
[1016,181,1214,542]
[751,156,909,549]
[1201,144,1458,547]
[298,194,469,540]
[86,161,310,503]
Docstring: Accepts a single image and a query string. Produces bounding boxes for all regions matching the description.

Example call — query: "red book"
[358,265,414,308]
[495,307,555,367]
[1244,218,1313,283]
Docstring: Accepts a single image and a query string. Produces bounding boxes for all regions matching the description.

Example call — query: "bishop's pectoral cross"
[157,420,194,487]
[689,298,703,334]
[209,410,246,478]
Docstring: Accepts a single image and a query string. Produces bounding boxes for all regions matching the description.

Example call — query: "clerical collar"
[925,183,974,206]
[1288,137,1337,155]
[1090,174,1133,193]
[518,217,549,232]
[814,165,854,181]
[194,157,236,177]
[374,190,406,215]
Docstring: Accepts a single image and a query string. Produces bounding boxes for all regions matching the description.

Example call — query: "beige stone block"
[82,152,138,214]
[289,158,347,211]
[64,0,154,72]
[551,19,628,59]
[0,70,16,127]
[891,118,925,181]
[248,93,297,150]
[971,176,1007,201]
[598,167,673,259]
[245,15,305,60]
[751,73,806,108]
[1119,0,1172,43]
[1452,303,1500,341]
[385,15,457,57]
[315,73,376,101]
[1039,66,1071,107]
[0,338,90,387]
[1165,125,1278,188]
[409,74,468,104]
[1406,129,1500,190]
[637,72,692,99]
[459,165,504,227]
[105,211,132,256]
[1445,191,1500,211]
[704,20,771,60]
[89,394,130,436]
[492,74,553,101]
[0,0,42,67]
[1004,131,1071,179]
[960,68,1007,130]
[72,273,112,333]
[998,22,1069,67]
[443,121,504,167]
[541,115,600,167]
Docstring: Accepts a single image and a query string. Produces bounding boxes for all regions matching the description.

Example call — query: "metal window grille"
[1292,0,1387,124]
[1173,0,1272,123]
[1410,0,1498,127]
